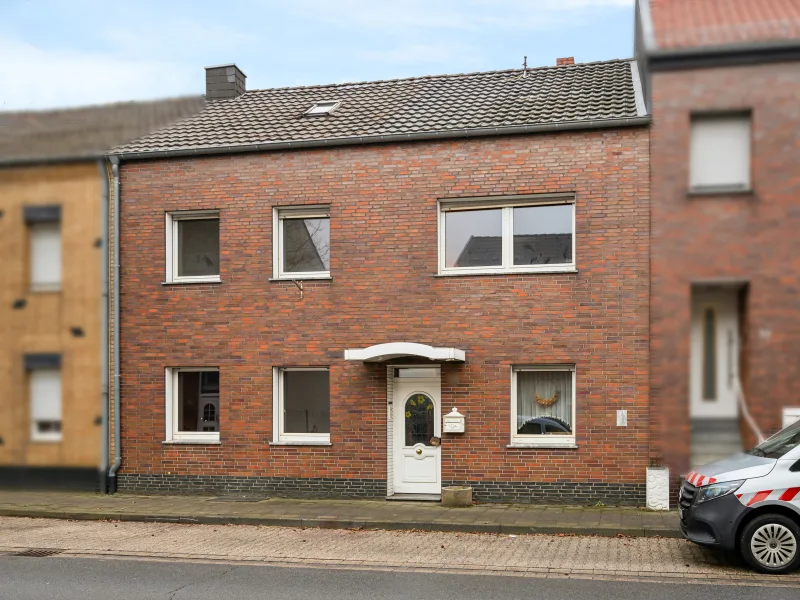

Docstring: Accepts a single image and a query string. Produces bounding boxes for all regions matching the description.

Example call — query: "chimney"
[204,64,246,100]
[556,57,575,66]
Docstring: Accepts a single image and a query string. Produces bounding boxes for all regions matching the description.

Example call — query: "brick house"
[0,98,203,490]
[107,60,652,504]
[635,0,800,478]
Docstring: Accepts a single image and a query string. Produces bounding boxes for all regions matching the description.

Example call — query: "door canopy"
[344,343,466,363]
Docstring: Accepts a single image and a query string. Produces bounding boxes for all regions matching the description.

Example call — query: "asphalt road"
[0,556,795,600]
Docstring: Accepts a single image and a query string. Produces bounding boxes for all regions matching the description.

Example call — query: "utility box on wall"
[443,407,465,433]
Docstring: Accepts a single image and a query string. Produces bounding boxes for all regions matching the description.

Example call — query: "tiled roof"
[649,0,800,50]
[112,59,643,158]
[0,97,205,165]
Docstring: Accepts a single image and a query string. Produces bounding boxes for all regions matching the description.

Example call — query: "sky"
[0,0,635,111]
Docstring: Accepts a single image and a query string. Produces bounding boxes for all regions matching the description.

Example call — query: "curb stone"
[0,508,681,538]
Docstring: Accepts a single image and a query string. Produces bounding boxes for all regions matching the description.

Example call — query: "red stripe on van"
[778,487,800,502]
[747,490,773,506]
[696,476,705,486]
[707,477,717,484]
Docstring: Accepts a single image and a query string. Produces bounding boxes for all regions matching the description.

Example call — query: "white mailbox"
[443,407,465,433]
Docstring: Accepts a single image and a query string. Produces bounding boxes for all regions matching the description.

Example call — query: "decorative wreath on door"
[535,389,560,406]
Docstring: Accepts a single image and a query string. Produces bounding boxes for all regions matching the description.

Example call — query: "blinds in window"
[30,223,62,289]
[30,369,62,421]
[690,116,751,190]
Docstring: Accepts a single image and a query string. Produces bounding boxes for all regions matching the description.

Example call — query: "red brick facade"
[650,61,800,476]
[117,128,651,503]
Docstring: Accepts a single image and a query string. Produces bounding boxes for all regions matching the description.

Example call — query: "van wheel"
[739,513,800,574]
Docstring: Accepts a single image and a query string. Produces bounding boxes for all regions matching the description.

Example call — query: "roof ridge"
[237,58,635,96]
[0,95,204,118]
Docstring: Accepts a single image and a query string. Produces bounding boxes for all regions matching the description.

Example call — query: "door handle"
[415,448,422,455]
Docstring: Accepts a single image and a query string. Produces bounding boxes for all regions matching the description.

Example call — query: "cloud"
[360,41,480,65]
[285,0,634,31]
[0,37,196,110]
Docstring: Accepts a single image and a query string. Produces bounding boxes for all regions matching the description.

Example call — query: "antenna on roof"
[522,56,528,78]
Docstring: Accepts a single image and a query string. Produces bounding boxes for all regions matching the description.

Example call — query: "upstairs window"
[439,195,575,275]
[274,206,331,279]
[25,205,62,292]
[690,114,751,192]
[165,211,220,283]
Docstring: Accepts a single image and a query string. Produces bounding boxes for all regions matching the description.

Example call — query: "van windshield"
[749,421,800,459]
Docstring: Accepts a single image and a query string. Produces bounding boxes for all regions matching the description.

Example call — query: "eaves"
[648,39,800,72]
[110,116,652,162]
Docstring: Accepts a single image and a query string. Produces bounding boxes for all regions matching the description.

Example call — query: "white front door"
[690,289,739,418]
[392,377,441,495]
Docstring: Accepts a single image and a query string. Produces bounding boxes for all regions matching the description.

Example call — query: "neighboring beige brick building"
[0,98,203,489]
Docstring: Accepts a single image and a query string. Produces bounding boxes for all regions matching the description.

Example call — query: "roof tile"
[112,59,640,157]
[650,0,800,49]
[0,96,205,165]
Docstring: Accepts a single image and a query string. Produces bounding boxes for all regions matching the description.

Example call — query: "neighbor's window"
[166,368,220,442]
[274,368,330,443]
[690,114,751,192]
[30,367,62,442]
[274,206,330,279]
[26,204,63,292]
[440,196,574,274]
[511,366,575,446]
[165,211,220,283]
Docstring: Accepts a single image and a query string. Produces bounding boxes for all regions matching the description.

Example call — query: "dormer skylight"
[305,100,340,116]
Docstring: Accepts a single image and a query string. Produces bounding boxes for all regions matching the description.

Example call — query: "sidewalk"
[0,490,679,538]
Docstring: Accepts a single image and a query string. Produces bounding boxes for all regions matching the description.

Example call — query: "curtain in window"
[516,370,573,433]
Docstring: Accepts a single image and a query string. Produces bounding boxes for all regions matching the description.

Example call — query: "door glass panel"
[395,368,439,378]
[405,393,434,446]
[702,307,717,400]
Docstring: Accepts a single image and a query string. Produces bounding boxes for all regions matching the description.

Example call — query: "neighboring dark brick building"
[636,0,800,479]
[109,59,652,504]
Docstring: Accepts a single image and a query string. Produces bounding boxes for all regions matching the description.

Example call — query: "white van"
[679,419,800,574]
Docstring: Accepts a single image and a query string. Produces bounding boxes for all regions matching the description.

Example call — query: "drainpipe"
[98,160,110,493]
[108,155,121,493]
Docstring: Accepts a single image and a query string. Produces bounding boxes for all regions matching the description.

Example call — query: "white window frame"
[273,205,331,280]
[273,367,331,444]
[165,367,220,443]
[304,100,340,116]
[30,368,63,443]
[438,194,576,276]
[510,365,577,448]
[165,210,221,284]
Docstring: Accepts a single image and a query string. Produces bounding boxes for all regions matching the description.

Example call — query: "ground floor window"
[274,368,330,443]
[30,367,62,442]
[511,366,576,447]
[165,368,220,442]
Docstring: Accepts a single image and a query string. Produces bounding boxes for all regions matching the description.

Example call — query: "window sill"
[162,278,222,285]
[30,438,63,444]
[269,440,332,446]
[435,267,577,278]
[269,276,332,282]
[507,442,577,449]
[162,439,221,445]
[29,286,62,293]
[688,186,753,197]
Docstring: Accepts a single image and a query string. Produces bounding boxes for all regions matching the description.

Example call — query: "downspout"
[108,155,122,493]
[98,160,110,493]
